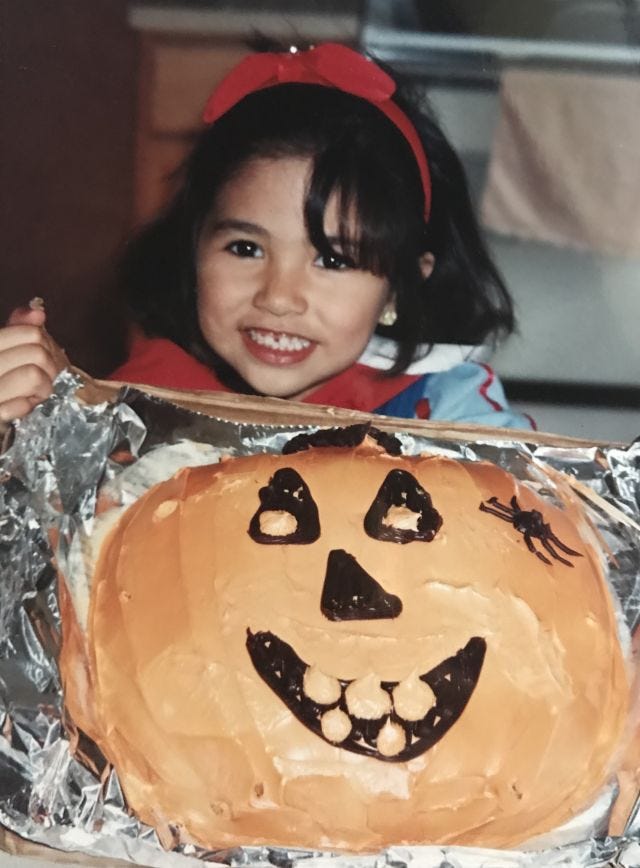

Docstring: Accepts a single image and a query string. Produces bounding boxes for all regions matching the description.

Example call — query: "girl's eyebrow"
[208,218,268,237]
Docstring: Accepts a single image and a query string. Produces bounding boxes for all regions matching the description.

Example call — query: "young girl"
[0,42,533,429]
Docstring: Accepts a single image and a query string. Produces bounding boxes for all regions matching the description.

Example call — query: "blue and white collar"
[358,335,491,375]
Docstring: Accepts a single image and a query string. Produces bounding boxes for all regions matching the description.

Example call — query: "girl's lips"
[241,328,316,366]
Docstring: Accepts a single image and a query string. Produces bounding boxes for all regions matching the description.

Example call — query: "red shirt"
[109,334,419,414]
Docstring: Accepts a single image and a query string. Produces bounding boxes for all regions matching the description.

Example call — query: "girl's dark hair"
[121,76,515,377]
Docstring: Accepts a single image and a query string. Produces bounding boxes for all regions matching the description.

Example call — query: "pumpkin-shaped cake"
[60,427,629,852]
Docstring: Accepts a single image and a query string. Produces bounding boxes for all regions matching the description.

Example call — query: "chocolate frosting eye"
[364,469,443,544]
[248,468,320,544]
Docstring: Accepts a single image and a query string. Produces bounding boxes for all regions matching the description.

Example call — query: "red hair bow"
[202,43,431,220]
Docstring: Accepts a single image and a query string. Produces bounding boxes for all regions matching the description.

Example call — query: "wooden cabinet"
[133,37,251,223]
[2,0,136,376]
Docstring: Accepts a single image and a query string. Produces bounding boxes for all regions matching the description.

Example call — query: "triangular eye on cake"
[364,469,443,543]
[248,467,320,544]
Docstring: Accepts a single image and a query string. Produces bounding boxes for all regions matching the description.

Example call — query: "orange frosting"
[60,442,629,852]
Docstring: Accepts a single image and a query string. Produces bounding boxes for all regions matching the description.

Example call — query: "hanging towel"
[481,68,640,258]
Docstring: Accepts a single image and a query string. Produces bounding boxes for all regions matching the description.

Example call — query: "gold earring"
[378,303,397,327]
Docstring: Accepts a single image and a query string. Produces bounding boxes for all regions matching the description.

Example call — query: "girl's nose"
[252,262,308,316]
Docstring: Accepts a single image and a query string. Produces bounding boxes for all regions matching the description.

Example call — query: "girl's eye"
[314,251,354,271]
[226,240,263,259]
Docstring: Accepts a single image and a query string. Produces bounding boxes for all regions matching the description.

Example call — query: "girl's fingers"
[0,394,40,424]
[0,324,54,357]
[0,323,43,352]
[0,361,55,398]
[0,342,60,425]
[0,306,66,424]
[0,341,59,383]
[7,307,47,328]
[4,309,69,373]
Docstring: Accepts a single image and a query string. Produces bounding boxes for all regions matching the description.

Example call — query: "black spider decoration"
[479,495,582,567]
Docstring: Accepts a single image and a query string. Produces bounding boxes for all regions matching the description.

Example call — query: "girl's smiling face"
[196,156,390,399]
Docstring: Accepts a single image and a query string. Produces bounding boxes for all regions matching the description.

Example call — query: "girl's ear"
[419,252,435,280]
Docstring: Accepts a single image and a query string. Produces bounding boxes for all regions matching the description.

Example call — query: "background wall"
[429,86,640,442]
[0,0,136,375]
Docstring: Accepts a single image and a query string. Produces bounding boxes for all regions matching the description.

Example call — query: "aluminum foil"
[0,371,639,868]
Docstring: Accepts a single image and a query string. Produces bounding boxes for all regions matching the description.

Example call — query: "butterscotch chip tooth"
[392,672,436,721]
[303,665,341,705]
[345,674,392,719]
[376,720,406,757]
[320,708,352,744]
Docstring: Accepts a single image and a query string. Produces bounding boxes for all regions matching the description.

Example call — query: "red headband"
[202,43,431,221]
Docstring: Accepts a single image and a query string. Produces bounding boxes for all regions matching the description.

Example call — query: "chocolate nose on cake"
[320,548,403,621]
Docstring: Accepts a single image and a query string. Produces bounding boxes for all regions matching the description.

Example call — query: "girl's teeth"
[248,330,311,351]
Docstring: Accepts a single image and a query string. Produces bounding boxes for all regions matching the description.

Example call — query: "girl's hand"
[0,304,65,423]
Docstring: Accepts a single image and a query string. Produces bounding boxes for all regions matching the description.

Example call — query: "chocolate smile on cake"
[246,628,486,761]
